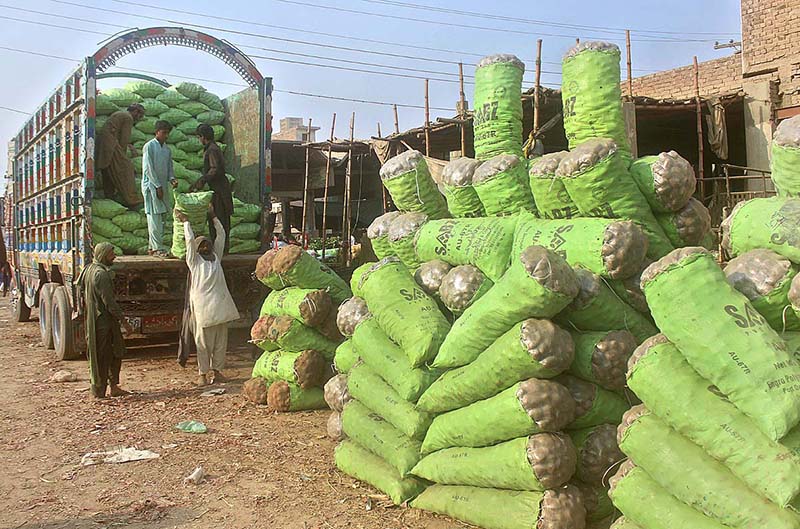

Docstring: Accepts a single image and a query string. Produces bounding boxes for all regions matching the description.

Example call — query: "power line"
[0,105,29,115]
[356,0,741,38]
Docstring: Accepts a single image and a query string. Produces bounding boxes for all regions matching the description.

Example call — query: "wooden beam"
[626,30,633,99]
[458,62,467,156]
[393,104,400,134]
[694,56,705,197]
[424,79,431,156]
[321,113,336,260]
[533,39,543,136]
[300,118,312,243]
[343,112,355,266]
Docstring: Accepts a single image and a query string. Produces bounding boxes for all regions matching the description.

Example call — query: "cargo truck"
[8,27,274,360]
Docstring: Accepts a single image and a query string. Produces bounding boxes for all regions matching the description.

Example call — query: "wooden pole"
[377,122,382,138]
[575,38,580,45]
[533,39,543,137]
[343,112,355,266]
[393,104,400,134]
[424,79,431,156]
[378,123,388,213]
[625,30,633,99]
[693,56,705,198]
[300,118,313,245]
[321,113,336,261]
[458,62,467,156]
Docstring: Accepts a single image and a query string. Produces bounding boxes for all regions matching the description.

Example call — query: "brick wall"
[628,54,743,100]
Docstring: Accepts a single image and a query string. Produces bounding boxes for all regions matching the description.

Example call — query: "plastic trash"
[175,420,208,434]
[184,466,205,485]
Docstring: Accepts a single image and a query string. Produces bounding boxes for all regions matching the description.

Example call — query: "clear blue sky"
[0,0,742,192]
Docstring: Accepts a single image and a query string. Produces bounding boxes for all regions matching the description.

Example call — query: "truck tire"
[52,286,78,360]
[39,283,56,350]
[11,287,31,323]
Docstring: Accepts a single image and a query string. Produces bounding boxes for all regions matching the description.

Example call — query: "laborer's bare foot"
[109,385,130,397]
[211,370,226,384]
[196,374,209,387]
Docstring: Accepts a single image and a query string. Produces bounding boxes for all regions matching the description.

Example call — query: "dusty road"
[0,298,456,529]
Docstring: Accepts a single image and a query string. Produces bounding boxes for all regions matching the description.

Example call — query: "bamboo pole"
[378,122,388,213]
[533,39,542,137]
[625,30,633,99]
[343,112,355,266]
[459,62,467,155]
[693,56,705,198]
[300,118,313,245]
[393,104,400,134]
[424,79,431,156]
[321,113,336,261]
[377,122,382,138]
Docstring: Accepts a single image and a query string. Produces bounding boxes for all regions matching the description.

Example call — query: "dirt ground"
[0,297,459,529]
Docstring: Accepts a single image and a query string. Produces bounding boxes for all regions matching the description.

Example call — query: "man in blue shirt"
[142,120,178,257]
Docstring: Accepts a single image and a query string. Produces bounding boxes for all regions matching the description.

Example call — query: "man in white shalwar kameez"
[176,206,239,386]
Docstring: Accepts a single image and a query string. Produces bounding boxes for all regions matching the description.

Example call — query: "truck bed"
[114,253,261,270]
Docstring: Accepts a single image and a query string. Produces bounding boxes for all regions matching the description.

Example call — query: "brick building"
[629,0,799,174]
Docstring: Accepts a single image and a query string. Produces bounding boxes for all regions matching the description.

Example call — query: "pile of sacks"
[245,245,351,411]
[91,198,150,256]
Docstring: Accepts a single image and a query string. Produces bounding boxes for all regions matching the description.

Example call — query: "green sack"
[473,54,525,161]
[173,163,199,182]
[266,316,339,358]
[642,247,800,440]
[334,340,358,374]
[367,211,402,259]
[335,296,372,337]
[433,246,578,369]
[124,80,165,99]
[197,110,225,125]
[95,94,119,116]
[260,287,331,327]
[573,482,615,523]
[229,239,260,254]
[609,462,728,529]
[341,400,422,477]
[135,117,158,135]
[92,217,123,239]
[250,315,278,351]
[131,157,143,175]
[334,440,426,505]
[165,128,188,144]
[156,87,190,107]
[173,81,206,100]
[513,213,648,280]
[351,318,439,403]
[655,197,711,247]
[358,258,450,367]
[141,98,169,117]
[96,116,109,131]
[198,91,224,112]
[92,198,127,219]
[629,152,695,213]
[570,424,624,485]
[251,349,326,389]
[176,137,204,153]
[177,118,201,135]
[388,212,427,269]
[557,139,674,259]
[112,211,146,231]
[472,154,536,216]
[414,216,517,282]
[347,363,433,440]
[263,245,352,304]
[725,248,800,332]
[267,380,327,412]
[171,191,213,258]
[439,265,493,315]
[379,150,449,219]
[627,334,800,506]
[103,88,142,107]
[561,42,630,163]
[441,157,485,218]
[558,375,629,429]
[231,222,260,240]
[159,108,192,126]
[412,433,576,491]
[569,330,637,391]
[183,153,204,171]
[177,101,210,117]
[558,268,658,343]
[771,117,800,197]
[721,197,800,263]
[412,484,585,529]
[417,319,574,413]
[619,406,800,529]
[213,125,227,141]
[528,151,579,219]
[132,228,148,238]
[414,260,452,298]
[421,379,575,454]
[611,518,642,529]
[112,234,148,253]
[129,127,148,144]
[174,179,191,193]
[233,198,261,223]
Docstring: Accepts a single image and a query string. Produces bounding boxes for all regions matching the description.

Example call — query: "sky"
[0,0,742,193]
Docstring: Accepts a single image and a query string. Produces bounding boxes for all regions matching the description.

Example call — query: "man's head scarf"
[193,236,215,262]
[93,242,115,264]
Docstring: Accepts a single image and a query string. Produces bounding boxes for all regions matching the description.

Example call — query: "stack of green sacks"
[332,257,450,506]
[91,198,150,255]
[770,114,800,197]
[171,191,214,259]
[608,247,800,529]
[229,198,262,254]
[379,150,449,220]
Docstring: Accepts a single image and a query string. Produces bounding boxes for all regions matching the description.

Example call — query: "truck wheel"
[11,287,31,322]
[39,283,56,350]
[52,286,78,360]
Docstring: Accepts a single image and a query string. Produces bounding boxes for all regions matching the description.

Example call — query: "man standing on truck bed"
[142,120,178,257]
[175,205,239,386]
[96,103,145,208]
[77,242,129,399]
[191,124,233,254]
